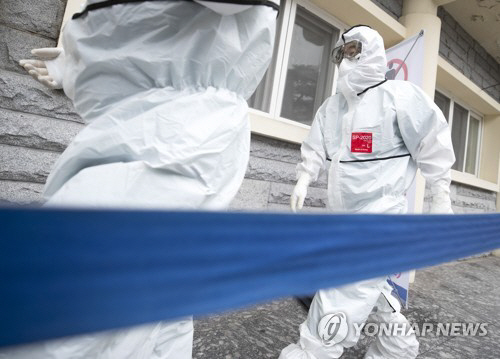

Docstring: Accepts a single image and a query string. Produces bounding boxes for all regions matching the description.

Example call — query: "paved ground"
[193,255,500,358]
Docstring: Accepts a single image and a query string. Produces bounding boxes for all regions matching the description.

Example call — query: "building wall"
[438,7,500,102]
[0,0,84,205]
[370,0,403,20]
[434,7,499,212]
[369,2,500,103]
[230,135,328,212]
[423,182,497,214]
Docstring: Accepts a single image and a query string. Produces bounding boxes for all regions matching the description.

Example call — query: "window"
[248,0,341,126]
[434,91,450,122]
[434,91,482,175]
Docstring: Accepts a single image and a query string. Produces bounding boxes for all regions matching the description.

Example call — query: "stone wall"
[0,0,84,205]
[230,135,328,212]
[451,183,497,213]
[423,182,497,214]
[370,0,403,19]
[438,7,500,102]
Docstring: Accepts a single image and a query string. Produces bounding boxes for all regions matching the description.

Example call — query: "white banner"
[385,30,425,308]
[385,30,425,86]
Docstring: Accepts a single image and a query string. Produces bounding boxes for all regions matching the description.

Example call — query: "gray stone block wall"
[0,1,67,39]
[438,7,500,102]
[230,135,328,212]
[423,182,497,214]
[0,0,83,205]
[370,0,403,19]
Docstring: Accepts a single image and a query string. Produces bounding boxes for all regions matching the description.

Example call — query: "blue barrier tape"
[1,208,499,347]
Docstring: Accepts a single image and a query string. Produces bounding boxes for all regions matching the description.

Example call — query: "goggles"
[331,40,362,64]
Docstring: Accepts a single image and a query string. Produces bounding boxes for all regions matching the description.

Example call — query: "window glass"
[280,6,337,125]
[433,91,482,175]
[434,91,450,122]
[451,103,468,171]
[465,116,480,175]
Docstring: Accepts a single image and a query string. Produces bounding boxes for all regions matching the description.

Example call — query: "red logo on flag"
[351,132,372,153]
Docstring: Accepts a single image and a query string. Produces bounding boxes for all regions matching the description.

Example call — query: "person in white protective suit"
[280,25,455,359]
[4,1,279,358]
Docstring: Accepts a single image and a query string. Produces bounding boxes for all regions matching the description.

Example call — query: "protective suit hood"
[336,26,387,98]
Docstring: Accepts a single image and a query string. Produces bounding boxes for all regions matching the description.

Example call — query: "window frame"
[435,89,484,177]
[249,0,346,136]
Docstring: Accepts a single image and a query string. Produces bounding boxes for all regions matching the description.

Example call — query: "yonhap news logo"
[355,322,489,338]
[317,312,349,346]
[318,312,488,347]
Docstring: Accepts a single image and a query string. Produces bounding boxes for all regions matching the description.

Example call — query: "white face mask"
[337,59,359,102]
[338,58,360,80]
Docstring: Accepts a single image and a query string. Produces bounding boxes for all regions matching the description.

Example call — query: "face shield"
[331,40,362,64]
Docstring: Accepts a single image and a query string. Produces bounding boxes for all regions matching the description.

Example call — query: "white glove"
[19,48,64,89]
[429,187,453,214]
[290,173,311,212]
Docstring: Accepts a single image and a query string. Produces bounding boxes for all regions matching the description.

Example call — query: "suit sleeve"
[396,83,456,195]
[296,99,329,182]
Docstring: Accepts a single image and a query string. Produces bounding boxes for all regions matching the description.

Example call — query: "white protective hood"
[336,26,387,100]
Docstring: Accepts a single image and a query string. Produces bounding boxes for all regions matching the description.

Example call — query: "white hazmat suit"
[282,26,455,359]
[43,0,279,209]
[7,1,278,358]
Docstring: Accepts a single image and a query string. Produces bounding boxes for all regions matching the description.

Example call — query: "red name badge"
[351,132,372,153]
